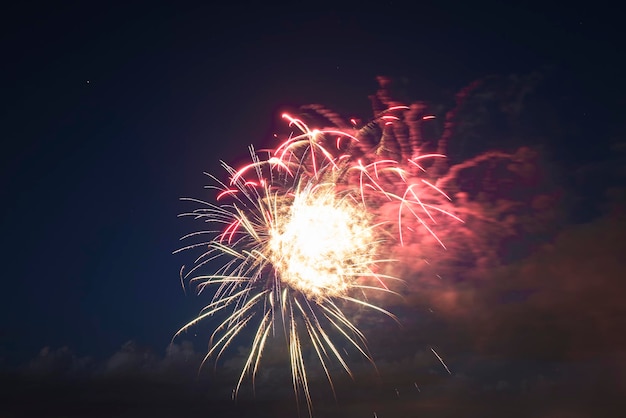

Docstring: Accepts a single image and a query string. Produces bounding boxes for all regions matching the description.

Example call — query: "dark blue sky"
[2,1,625,416]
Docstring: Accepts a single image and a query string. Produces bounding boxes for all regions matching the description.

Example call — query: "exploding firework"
[172,77,507,414]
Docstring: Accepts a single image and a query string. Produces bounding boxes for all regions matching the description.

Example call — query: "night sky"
[2,1,625,417]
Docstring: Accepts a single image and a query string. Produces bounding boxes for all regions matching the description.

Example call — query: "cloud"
[101,340,159,377]
[22,346,94,379]
[158,339,205,376]
[468,216,626,360]
[17,339,212,385]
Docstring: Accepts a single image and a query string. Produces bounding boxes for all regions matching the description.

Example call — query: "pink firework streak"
[174,103,464,414]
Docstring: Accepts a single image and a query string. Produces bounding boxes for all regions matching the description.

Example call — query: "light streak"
[430,347,452,375]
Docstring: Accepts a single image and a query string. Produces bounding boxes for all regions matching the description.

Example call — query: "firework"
[174,87,465,414]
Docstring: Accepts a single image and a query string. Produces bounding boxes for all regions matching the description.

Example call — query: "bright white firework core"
[268,184,378,300]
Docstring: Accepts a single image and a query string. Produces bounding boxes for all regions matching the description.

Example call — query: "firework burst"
[174,85,465,414]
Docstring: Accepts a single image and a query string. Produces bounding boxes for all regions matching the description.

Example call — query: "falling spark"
[430,347,452,375]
